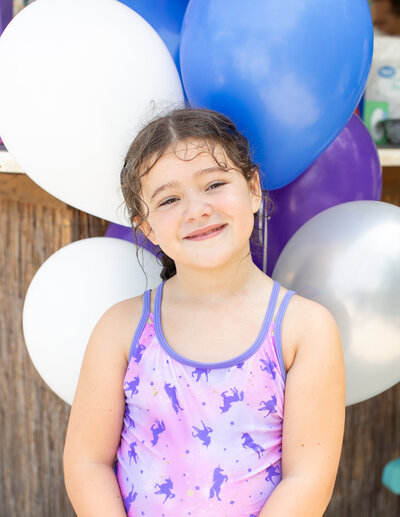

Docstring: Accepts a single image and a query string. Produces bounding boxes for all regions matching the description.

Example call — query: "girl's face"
[136,140,262,271]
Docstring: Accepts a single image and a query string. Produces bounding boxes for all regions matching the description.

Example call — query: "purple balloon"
[251,115,382,276]
[0,0,12,36]
[105,222,159,256]
[105,223,133,242]
[0,0,12,146]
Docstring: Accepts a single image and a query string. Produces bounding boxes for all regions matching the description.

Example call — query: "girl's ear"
[134,217,159,246]
[249,170,262,214]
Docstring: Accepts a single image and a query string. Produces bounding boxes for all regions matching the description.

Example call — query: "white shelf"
[377,148,400,167]
[1,148,400,174]
[0,151,24,173]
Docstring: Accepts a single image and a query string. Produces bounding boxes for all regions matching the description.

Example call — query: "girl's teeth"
[200,226,221,236]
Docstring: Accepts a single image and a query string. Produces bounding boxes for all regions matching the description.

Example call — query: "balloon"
[0,0,184,224]
[257,115,382,276]
[382,458,400,495]
[22,237,162,404]
[272,201,400,406]
[0,0,12,36]
[106,222,135,243]
[119,0,188,72]
[0,0,12,146]
[180,0,373,190]
[105,222,159,256]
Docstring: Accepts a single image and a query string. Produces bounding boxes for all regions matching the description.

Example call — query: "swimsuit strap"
[275,289,296,326]
[154,280,165,319]
[273,289,296,383]
[268,280,281,322]
[127,287,151,362]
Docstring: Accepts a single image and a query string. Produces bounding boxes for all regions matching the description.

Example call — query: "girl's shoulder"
[95,292,146,363]
[281,287,340,362]
[284,288,335,327]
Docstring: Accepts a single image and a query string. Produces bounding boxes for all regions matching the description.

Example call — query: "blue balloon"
[119,0,188,72]
[180,0,373,190]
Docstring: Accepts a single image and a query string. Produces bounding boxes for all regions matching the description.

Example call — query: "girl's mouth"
[184,224,227,241]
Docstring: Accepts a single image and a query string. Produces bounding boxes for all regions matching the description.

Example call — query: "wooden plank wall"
[0,174,107,517]
[0,170,399,517]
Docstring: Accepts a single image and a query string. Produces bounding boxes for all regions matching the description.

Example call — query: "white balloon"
[22,237,162,404]
[272,201,400,406]
[0,0,184,224]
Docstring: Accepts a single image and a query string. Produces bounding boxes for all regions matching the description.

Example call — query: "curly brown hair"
[120,107,271,282]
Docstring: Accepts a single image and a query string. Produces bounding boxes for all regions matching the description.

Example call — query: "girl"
[63,108,346,517]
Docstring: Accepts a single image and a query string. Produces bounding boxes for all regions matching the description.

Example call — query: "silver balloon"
[272,201,400,406]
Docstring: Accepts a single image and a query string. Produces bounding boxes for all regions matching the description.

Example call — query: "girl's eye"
[207,182,226,190]
[158,181,225,206]
[159,197,178,207]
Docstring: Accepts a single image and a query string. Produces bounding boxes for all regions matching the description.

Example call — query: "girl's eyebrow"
[150,167,229,201]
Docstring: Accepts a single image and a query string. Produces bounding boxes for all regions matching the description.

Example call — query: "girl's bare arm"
[63,297,142,517]
[259,298,346,517]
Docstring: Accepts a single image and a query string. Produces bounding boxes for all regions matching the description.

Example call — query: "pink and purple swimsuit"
[115,280,296,516]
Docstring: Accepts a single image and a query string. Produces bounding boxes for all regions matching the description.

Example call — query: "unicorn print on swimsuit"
[124,376,139,397]
[241,433,265,459]
[219,387,245,413]
[259,352,277,380]
[150,418,166,446]
[127,439,138,465]
[132,342,146,364]
[164,382,184,414]
[154,477,176,503]
[265,464,281,486]
[192,367,212,382]
[192,420,213,447]
[123,485,138,513]
[209,466,229,501]
[258,394,278,418]
[124,404,135,430]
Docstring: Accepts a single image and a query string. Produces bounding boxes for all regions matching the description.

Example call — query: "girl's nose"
[184,192,213,220]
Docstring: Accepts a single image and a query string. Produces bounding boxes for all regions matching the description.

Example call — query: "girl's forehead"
[162,139,226,163]
[143,140,231,179]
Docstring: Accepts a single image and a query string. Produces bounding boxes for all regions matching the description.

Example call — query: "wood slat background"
[0,170,399,517]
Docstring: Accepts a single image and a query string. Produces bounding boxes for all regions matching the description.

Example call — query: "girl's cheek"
[154,208,179,230]
[220,192,247,210]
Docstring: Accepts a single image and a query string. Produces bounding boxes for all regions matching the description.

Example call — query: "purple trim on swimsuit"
[128,288,152,362]
[274,290,296,383]
[153,280,281,369]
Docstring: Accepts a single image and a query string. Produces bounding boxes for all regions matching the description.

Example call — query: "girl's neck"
[165,253,268,305]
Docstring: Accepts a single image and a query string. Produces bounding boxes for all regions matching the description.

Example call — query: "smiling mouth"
[185,224,227,239]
